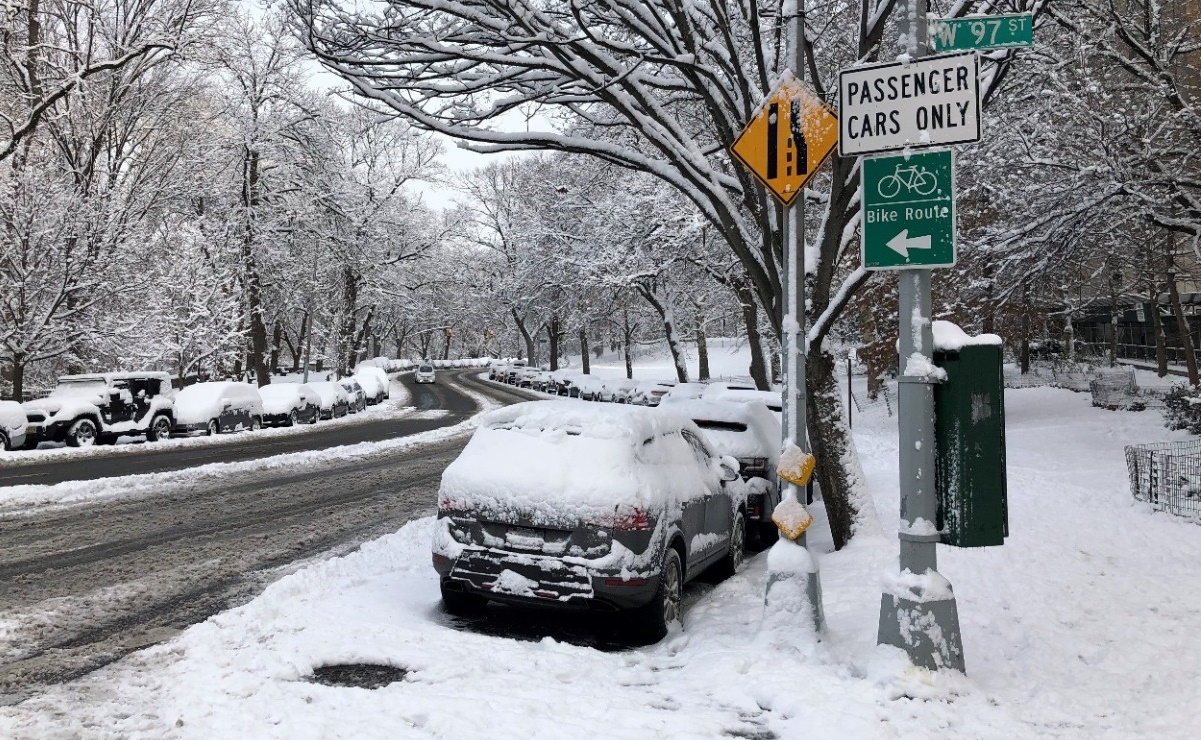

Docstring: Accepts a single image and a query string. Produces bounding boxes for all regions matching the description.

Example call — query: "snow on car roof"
[175,381,254,403]
[442,400,716,516]
[58,372,172,382]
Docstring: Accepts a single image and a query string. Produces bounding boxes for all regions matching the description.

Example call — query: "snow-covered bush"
[1162,386,1201,434]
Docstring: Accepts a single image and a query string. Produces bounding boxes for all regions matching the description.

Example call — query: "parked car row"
[1,365,398,451]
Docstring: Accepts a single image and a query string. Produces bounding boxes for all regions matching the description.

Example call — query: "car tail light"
[591,507,651,531]
[439,498,474,515]
[739,457,769,478]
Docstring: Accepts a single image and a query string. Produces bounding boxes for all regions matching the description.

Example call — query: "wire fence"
[849,385,894,418]
[1125,440,1201,522]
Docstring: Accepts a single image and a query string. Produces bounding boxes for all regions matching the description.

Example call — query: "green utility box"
[933,342,1008,547]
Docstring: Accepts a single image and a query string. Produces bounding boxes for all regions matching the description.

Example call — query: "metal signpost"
[842,0,970,673]
[838,52,980,157]
[862,150,955,269]
[930,13,1035,53]
[729,8,837,632]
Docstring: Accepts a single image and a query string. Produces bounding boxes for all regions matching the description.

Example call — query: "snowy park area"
[2,345,1198,739]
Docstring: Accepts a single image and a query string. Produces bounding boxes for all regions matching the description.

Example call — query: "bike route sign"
[862,150,955,270]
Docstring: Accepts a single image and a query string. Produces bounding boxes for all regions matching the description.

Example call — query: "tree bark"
[1153,288,1167,376]
[806,348,857,550]
[547,316,560,370]
[579,328,590,374]
[636,281,688,383]
[10,354,24,402]
[511,308,535,363]
[623,309,635,379]
[695,309,710,381]
[1168,273,1199,385]
[241,146,271,387]
[733,278,768,390]
[270,320,283,373]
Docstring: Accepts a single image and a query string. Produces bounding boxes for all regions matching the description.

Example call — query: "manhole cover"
[309,664,408,689]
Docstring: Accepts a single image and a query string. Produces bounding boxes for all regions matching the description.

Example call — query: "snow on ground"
[2,353,1200,739]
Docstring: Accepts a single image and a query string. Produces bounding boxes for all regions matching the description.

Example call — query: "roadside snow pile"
[3,386,1199,739]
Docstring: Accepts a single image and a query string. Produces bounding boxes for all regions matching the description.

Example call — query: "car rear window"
[694,420,749,433]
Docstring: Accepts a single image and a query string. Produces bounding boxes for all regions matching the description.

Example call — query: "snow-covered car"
[629,380,677,406]
[338,378,368,413]
[432,400,746,641]
[415,363,436,384]
[568,374,607,401]
[309,381,351,419]
[354,366,390,405]
[663,382,709,402]
[708,388,783,422]
[172,382,264,436]
[0,400,27,450]
[597,378,640,403]
[659,397,782,546]
[258,383,321,427]
[515,366,541,388]
[22,372,176,447]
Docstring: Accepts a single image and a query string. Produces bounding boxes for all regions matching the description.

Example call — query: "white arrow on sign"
[886,230,932,258]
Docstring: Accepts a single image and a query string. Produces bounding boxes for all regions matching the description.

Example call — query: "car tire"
[440,583,487,616]
[207,419,219,436]
[250,416,262,432]
[717,511,746,579]
[147,414,173,442]
[287,411,298,427]
[65,418,99,447]
[0,431,8,451]
[630,547,683,643]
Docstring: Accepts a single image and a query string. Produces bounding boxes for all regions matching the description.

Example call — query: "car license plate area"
[452,553,593,602]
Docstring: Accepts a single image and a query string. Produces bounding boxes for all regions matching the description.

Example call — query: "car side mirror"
[717,455,740,482]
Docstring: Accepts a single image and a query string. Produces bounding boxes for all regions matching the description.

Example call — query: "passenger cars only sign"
[838,53,980,156]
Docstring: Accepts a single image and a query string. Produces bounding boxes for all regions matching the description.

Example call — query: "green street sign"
[929,13,1034,52]
[862,150,955,270]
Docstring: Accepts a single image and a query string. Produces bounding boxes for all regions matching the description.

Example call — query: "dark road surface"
[0,370,536,703]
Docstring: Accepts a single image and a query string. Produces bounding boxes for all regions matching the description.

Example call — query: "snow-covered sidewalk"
[2,386,1198,739]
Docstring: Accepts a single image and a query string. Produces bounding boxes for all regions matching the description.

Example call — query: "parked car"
[629,380,677,406]
[504,362,528,384]
[432,400,746,641]
[529,370,555,393]
[173,381,264,436]
[663,382,709,402]
[259,383,321,427]
[309,381,351,419]
[515,366,542,388]
[659,397,782,546]
[339,378,368,413]
[708,388,783,423]
[569,374,606,401]
[354,366,391,404]
[0,400,27,451]
[599,378,641,404]
[22,372,176,447]
[415,363,436,384]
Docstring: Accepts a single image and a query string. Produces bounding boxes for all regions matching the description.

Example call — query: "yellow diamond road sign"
[731,71,839,206]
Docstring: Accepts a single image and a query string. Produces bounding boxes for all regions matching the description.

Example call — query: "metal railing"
[1125,440,1201,521]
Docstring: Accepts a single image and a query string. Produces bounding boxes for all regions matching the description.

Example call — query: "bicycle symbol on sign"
[876,163,938,199]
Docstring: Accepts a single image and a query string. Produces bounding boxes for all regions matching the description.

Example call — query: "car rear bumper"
[173,421,211,434]
[433,547,658,611]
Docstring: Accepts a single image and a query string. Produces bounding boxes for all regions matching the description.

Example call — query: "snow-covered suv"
[22,372,176,448]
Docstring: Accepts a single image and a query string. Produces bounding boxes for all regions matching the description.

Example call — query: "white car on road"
[415,363,436,384]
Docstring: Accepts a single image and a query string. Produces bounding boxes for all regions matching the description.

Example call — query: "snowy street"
[3,376,1198,739]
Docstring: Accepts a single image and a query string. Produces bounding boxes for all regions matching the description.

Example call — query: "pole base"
[877,590,965,673]
[763,537,824,633]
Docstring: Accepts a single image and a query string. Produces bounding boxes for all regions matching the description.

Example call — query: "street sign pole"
[875,0,965,673]
[766,3,824,634]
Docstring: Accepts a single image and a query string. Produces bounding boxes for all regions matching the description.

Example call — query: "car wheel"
[65,418,99,447]
[630,547,683,642]
[309,409,319,424]
[250,416,262,432]
[147,414,173,442]
[717,511,746,579]
[287,410,298,427]
[0,431,8,451]
[440,583,487,616]
[207,419,219,436]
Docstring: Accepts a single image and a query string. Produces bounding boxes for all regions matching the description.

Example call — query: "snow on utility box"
[932,322,1008,547]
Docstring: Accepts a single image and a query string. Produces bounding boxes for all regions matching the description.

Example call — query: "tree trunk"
[270,320,283,373]
[441,327,452,360]
[806,348,861,550]
[623,310,635,379]
[1168,273,1199,385]
[637,281,688,383]
[511,308,534,363]
[579,328,590,374]
[338,266,359,376]
[733,278,768,390]
[241,146,270,388]
[1020,285,1031,375]
[1153,290,1167,377]
[10,354,24,402]
[695,310,710,381]
[547,316,560,370]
